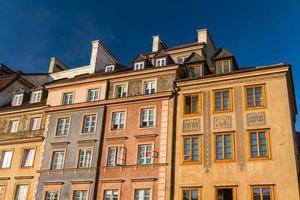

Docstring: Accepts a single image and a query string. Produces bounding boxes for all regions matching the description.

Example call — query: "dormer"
[185,52,208,78]
[153,50,174,67]
[30,86,44,103]
[211,48,238,75]
[12,88,25,106]
[105,65,115,73]
[133,54,152,70]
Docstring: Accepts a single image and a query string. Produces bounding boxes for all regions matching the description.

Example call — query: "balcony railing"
[0,129,45,141]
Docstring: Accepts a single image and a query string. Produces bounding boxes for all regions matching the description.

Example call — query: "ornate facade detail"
[247,111,266,126]
[157,74,175,92]
[213,116,232,129]
[182,119,201,132]
[128,80,142,96]
[203,92,211,168]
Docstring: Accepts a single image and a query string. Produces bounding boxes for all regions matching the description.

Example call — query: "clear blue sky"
[0,0,299,129]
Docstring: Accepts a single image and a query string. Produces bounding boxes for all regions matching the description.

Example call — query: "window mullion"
[256,132,260,157]
[222,135,225,159]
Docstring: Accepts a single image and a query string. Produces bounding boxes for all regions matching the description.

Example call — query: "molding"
[0,136,44,145]
[50,141,70,146]
[131,177,157,182]
[14,176,34,180]
[44,181,65,185]
[135,134,158,139]
[77,139,98,144]
[106,136,128,141]
[100,179,125,183]
[71,180,94,184]
[0,177,10,180]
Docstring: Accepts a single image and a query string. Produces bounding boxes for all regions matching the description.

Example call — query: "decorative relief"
[182,119,201,132]
[128,80,142,97]
[247,112,266,126]
[108,84,114,99]
[157,74,175,92]
[214,116,232,129]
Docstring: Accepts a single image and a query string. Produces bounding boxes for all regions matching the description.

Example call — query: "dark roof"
[0,99,47,112]
[165,42,201,51]
[0,75,18,92]
[133,54,148,62]
[185,52,205,64]
[211,48,234,60]
[0,64,15,76]
[153,50,169,58]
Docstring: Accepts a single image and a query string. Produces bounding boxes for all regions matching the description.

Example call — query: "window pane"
[215,92,222,111]
[183,190,190,200]
[216,62,223,74]
[247,88,255,107]
[223,60,230,73]
[184,138,191,161]
[184,96,191,114]
[262,188,271,200]
[252,188,261,200]
[255,87,263,106]
[45,191,58,200]
[192,138,199,161]
[14,185,28,200]
[191,95,199,113]
[223,91,230,110]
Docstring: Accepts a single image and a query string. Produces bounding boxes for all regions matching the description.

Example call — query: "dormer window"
[134,62,145,70]
[188,65,203,78]
[216,60,231,74]
[105,65,115,72]
[156,58,166,67]
[177,56,186,64]
[12,94,23,106]
[30,90,42,103]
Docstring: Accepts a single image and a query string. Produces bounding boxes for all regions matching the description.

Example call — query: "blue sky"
[0,0,299,129]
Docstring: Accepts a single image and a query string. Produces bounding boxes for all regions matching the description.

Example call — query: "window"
[137,144,153,165]
[182,188,201,200]
[177,56,186,64]
[183,94,201,115]
[251,185,274,200]
[245,85,266,109]
[215,132,234,161]
[156,58,166,67]
[188,65,202,78]
[51,151,65,170]
[111,112,125,130]
[62,92,74,105]
[30,90,42,103]
[88,89,99,102]
[134,62,145,70]
[45,191,59,200]
[107,146,126,167]
[21,148,35,168]
[8,120,19,133]
[183,136,201,162]
[73,190,88,200]
[140,108,155,127]
[0,185,6,200]
[14,184,28,200]
[12,94,23,106]
[249,130,270,159]
[143,81,156,94]
[56,117,70,136]
[0,150,13,168]
[115,84,127,98]
[105,65,115,72]
[29,117,41,130]
[78,149,92,168]
[104,190,119,200]
[213,89,232,112]
[216,59,231,74]
[135,189,150,200]
[216,188,235,200]
[82,115,96,133]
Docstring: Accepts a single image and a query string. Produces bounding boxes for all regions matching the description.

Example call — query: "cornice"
[0,136,44,145]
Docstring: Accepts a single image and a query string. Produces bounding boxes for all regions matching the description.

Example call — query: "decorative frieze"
[213,116,232,129]
[247,112,266,126]
[182,119,201,132]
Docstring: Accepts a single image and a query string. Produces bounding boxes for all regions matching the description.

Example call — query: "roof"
[133,54,148,62]
[0,99,47,112]
[211,48,234,60]
[185,52,205,64]
[0,75,18,92]
[0,64,15,75]
[153,50,169,58]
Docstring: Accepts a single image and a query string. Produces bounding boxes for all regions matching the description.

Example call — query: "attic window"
[134,62,144,70]
[216,59,231,74]
[177,56,186,64]
[105,65,115,72]
[30,90,42,103]
[12,94,23,106]
[156,58,166,67]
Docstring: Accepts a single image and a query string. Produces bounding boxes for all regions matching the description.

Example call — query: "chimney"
[152,35,167,52]
[197,28,209,44]
[89,40,101,73]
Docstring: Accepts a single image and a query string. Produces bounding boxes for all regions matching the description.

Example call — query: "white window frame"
[107,146,126,167]
[51,150,65,170]
[0,185,6,200]
[177,56,186,64]
[115,84,127,98]
[56,117,70,136]
[45,191,59,200]
[143,80,156,94]
[78,148,92,168]
[111,111,125,131]
[82,115,96,133]
[0,150,13,169]
[155,58,166,67]
[30,90,42,103]
[29,117,41,131]
[21,148,35,168]
[14,184,29,200]
[62,92,74,105]
[137,144,153,165]
[73,190,88,200]
[87,88,100,102]
[134,62,145,70]
[105,65,115,72]
[8,120,19,133]
[134,189,151,200]
[140,108,155,128]
[104,190,119,200]
[12,94,23,106]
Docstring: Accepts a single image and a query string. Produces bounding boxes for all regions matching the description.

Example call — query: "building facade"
[0,67,48,200]
[174,48,300,199]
